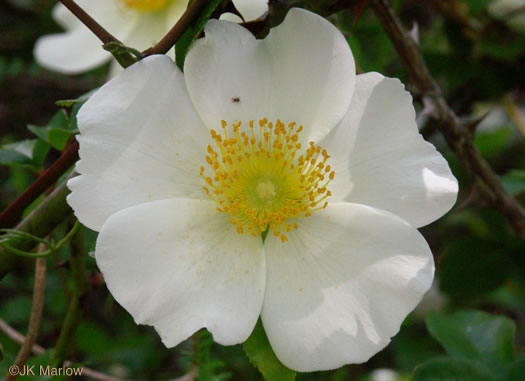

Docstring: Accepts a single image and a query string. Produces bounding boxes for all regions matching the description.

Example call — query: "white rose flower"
[488,0,525,32]
[34,0,268,75]
[67,8,458,372]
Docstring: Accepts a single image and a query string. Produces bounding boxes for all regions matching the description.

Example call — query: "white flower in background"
[34,0,268,75]
[221,0,268,22]
[488,0,525,32]
[67,9,458,371]
[370,369,401,381]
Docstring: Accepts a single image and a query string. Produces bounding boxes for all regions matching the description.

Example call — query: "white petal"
[184,20,271,130]
[219,13,244,23]
[321,73,458,227]
[96,198,265,346]
[261,203,434,372]
[165,0,187,29]
[263,8,355,142]
[68,55,210,231]
[34,28,111,74]
[74,0,140,37]
[232,0,268,21]
[121,0,187,52]
[107,59,124,78]
[185,9,355,141]
[122,11,170,51]
[52,3,78,30]
[35,0,140,74]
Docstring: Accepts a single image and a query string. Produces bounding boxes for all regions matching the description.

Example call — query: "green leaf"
[243,319,296,381]
[175,0,221,70]
[55,99,84,107]
[474,127,513,159]
[0,140,36,167]
[28,126,74,152]
[425,310,516,375]
[439,239,513,298]
[476,36,525,60]
[507,354,525,381]
[469,0,492,15]
[413,357,492,381]
[102,41,141,68]
[0,139,50,170]
[75,321,111,355]
[27,110,77,151]
[500,170,525,196]
[48,109,69,129]
[389,325,444,371]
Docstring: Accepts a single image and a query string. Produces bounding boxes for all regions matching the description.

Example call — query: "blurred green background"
[1,0,525,380]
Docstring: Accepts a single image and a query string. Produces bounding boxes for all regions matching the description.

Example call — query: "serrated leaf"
[413,357,492,381]
[243,319,296,381]
[175,0,222,70]
[425,310,516,375]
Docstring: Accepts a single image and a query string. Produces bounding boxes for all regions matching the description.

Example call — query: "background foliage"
[1,0,525,380]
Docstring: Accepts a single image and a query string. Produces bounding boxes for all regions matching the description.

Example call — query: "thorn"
[465,111,491,133]
[409,21,419,45]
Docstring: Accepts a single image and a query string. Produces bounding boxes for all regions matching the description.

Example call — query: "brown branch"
[58,0,138,67]
[0,140,79,229]
[144,0,211,56]
[370,0,525,238]
[59,0,118,44]
[0,318,124,381]
[6,254,47,381]
[0,319,46,355]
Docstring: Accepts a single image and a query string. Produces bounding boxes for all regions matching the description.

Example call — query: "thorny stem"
[6,254,47,381]
[0,139,78,229]
[0,319,124,381]
[370,0,525,238]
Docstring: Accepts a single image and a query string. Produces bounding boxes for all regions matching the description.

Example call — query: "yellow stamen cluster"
[200,118,334,243]
[122,0,169,11]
